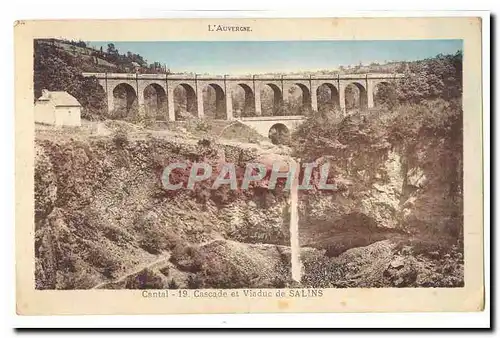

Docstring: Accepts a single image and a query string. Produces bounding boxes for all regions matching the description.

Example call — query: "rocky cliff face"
[34,119,463,289]
[34,130,294,289]
[297,112,463,258]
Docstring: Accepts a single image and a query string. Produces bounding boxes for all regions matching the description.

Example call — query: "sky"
[88,40,462,75]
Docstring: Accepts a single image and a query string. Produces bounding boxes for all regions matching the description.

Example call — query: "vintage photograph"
[33,38,465,291]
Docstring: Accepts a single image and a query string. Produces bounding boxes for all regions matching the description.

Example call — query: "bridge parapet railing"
[137,74,167,80]
[81,72,405,81]
[254,74,282,80]
[82,72,107,78]
[366,73,405,79]
[310,74,339,80]
[105,73,137,79]
[339,74,370,80]
[239,115,306,121]
[224,75,254,81]
[196,75,225,80]
[281,75,311,80]
[167,74,197,80]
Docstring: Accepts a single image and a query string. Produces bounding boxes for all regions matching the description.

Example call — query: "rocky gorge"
[34,108,464,290]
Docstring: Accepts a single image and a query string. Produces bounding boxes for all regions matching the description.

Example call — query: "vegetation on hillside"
[293,51,463,158]
[34,39,173,121]
[285,51,464,288]
[34,41,106,119]
[292,51,463,239]
[37,39,169,74]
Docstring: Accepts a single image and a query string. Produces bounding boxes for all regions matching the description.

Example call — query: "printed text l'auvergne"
[208,25,252,32]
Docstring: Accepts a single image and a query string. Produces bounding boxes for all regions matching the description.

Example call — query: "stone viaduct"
[83,72,403,137]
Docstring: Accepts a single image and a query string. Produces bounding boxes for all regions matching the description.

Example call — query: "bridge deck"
[82,72,404,81]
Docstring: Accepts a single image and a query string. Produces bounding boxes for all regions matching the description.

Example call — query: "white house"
[35,90,82,127]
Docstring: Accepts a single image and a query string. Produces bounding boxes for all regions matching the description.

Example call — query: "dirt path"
[92,253,171,289]
[91,238,224,290]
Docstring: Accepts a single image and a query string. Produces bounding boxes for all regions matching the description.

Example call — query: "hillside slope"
[35,121,463,290]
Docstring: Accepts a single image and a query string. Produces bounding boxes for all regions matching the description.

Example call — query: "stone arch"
[287,83,312,115]
[317,83,340,112]
[373,81,395,107]
[268,123,290,145]
[261,83,283,116]
[344,82,368,111]
[232,83,255,117]
[112,83,137,119]
[173,83,198,120]
[203,83,226,119]
[143,83,167,120]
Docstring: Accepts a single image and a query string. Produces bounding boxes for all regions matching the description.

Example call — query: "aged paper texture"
[15,17,483,315]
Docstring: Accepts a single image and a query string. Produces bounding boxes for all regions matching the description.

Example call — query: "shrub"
[187,274,204,289]
[200,258,251,289]
[169,244,205,273]
[269,129,290,146]
[84,243,122,278]
[159,266,170,277]
[131,109,156,128]
[138,226,183,254]
[301,251,347,288]
[112,129,129,148]
[101,224,133,244]
[139,236,165,255]
[195,119,211,132]
[125,268,165,289]
[167,278,180,289]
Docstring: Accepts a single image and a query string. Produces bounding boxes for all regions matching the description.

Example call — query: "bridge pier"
[367,87,374,108]
[135,77,140,106]
[196,83,204,119]
[137,90,145,112]
[107,91,114,113]
[225,91,233,120]
[366,80,375,109]
[167,87,175,121]
[254,89,262,116]
[338,82,346,114]
[310,86,318,112]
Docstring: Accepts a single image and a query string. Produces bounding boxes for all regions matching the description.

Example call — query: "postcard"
[15,16,484,315]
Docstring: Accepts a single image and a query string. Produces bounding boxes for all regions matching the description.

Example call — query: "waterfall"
[289,159,302,283]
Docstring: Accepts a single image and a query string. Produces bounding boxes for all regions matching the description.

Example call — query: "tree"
[107,43,118,55]
[396,51,462,104]
[75,40,87,48]
[292,52,464,162]
[374,82,398,110]
[34,41,107,120]
[105,43,120,63]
